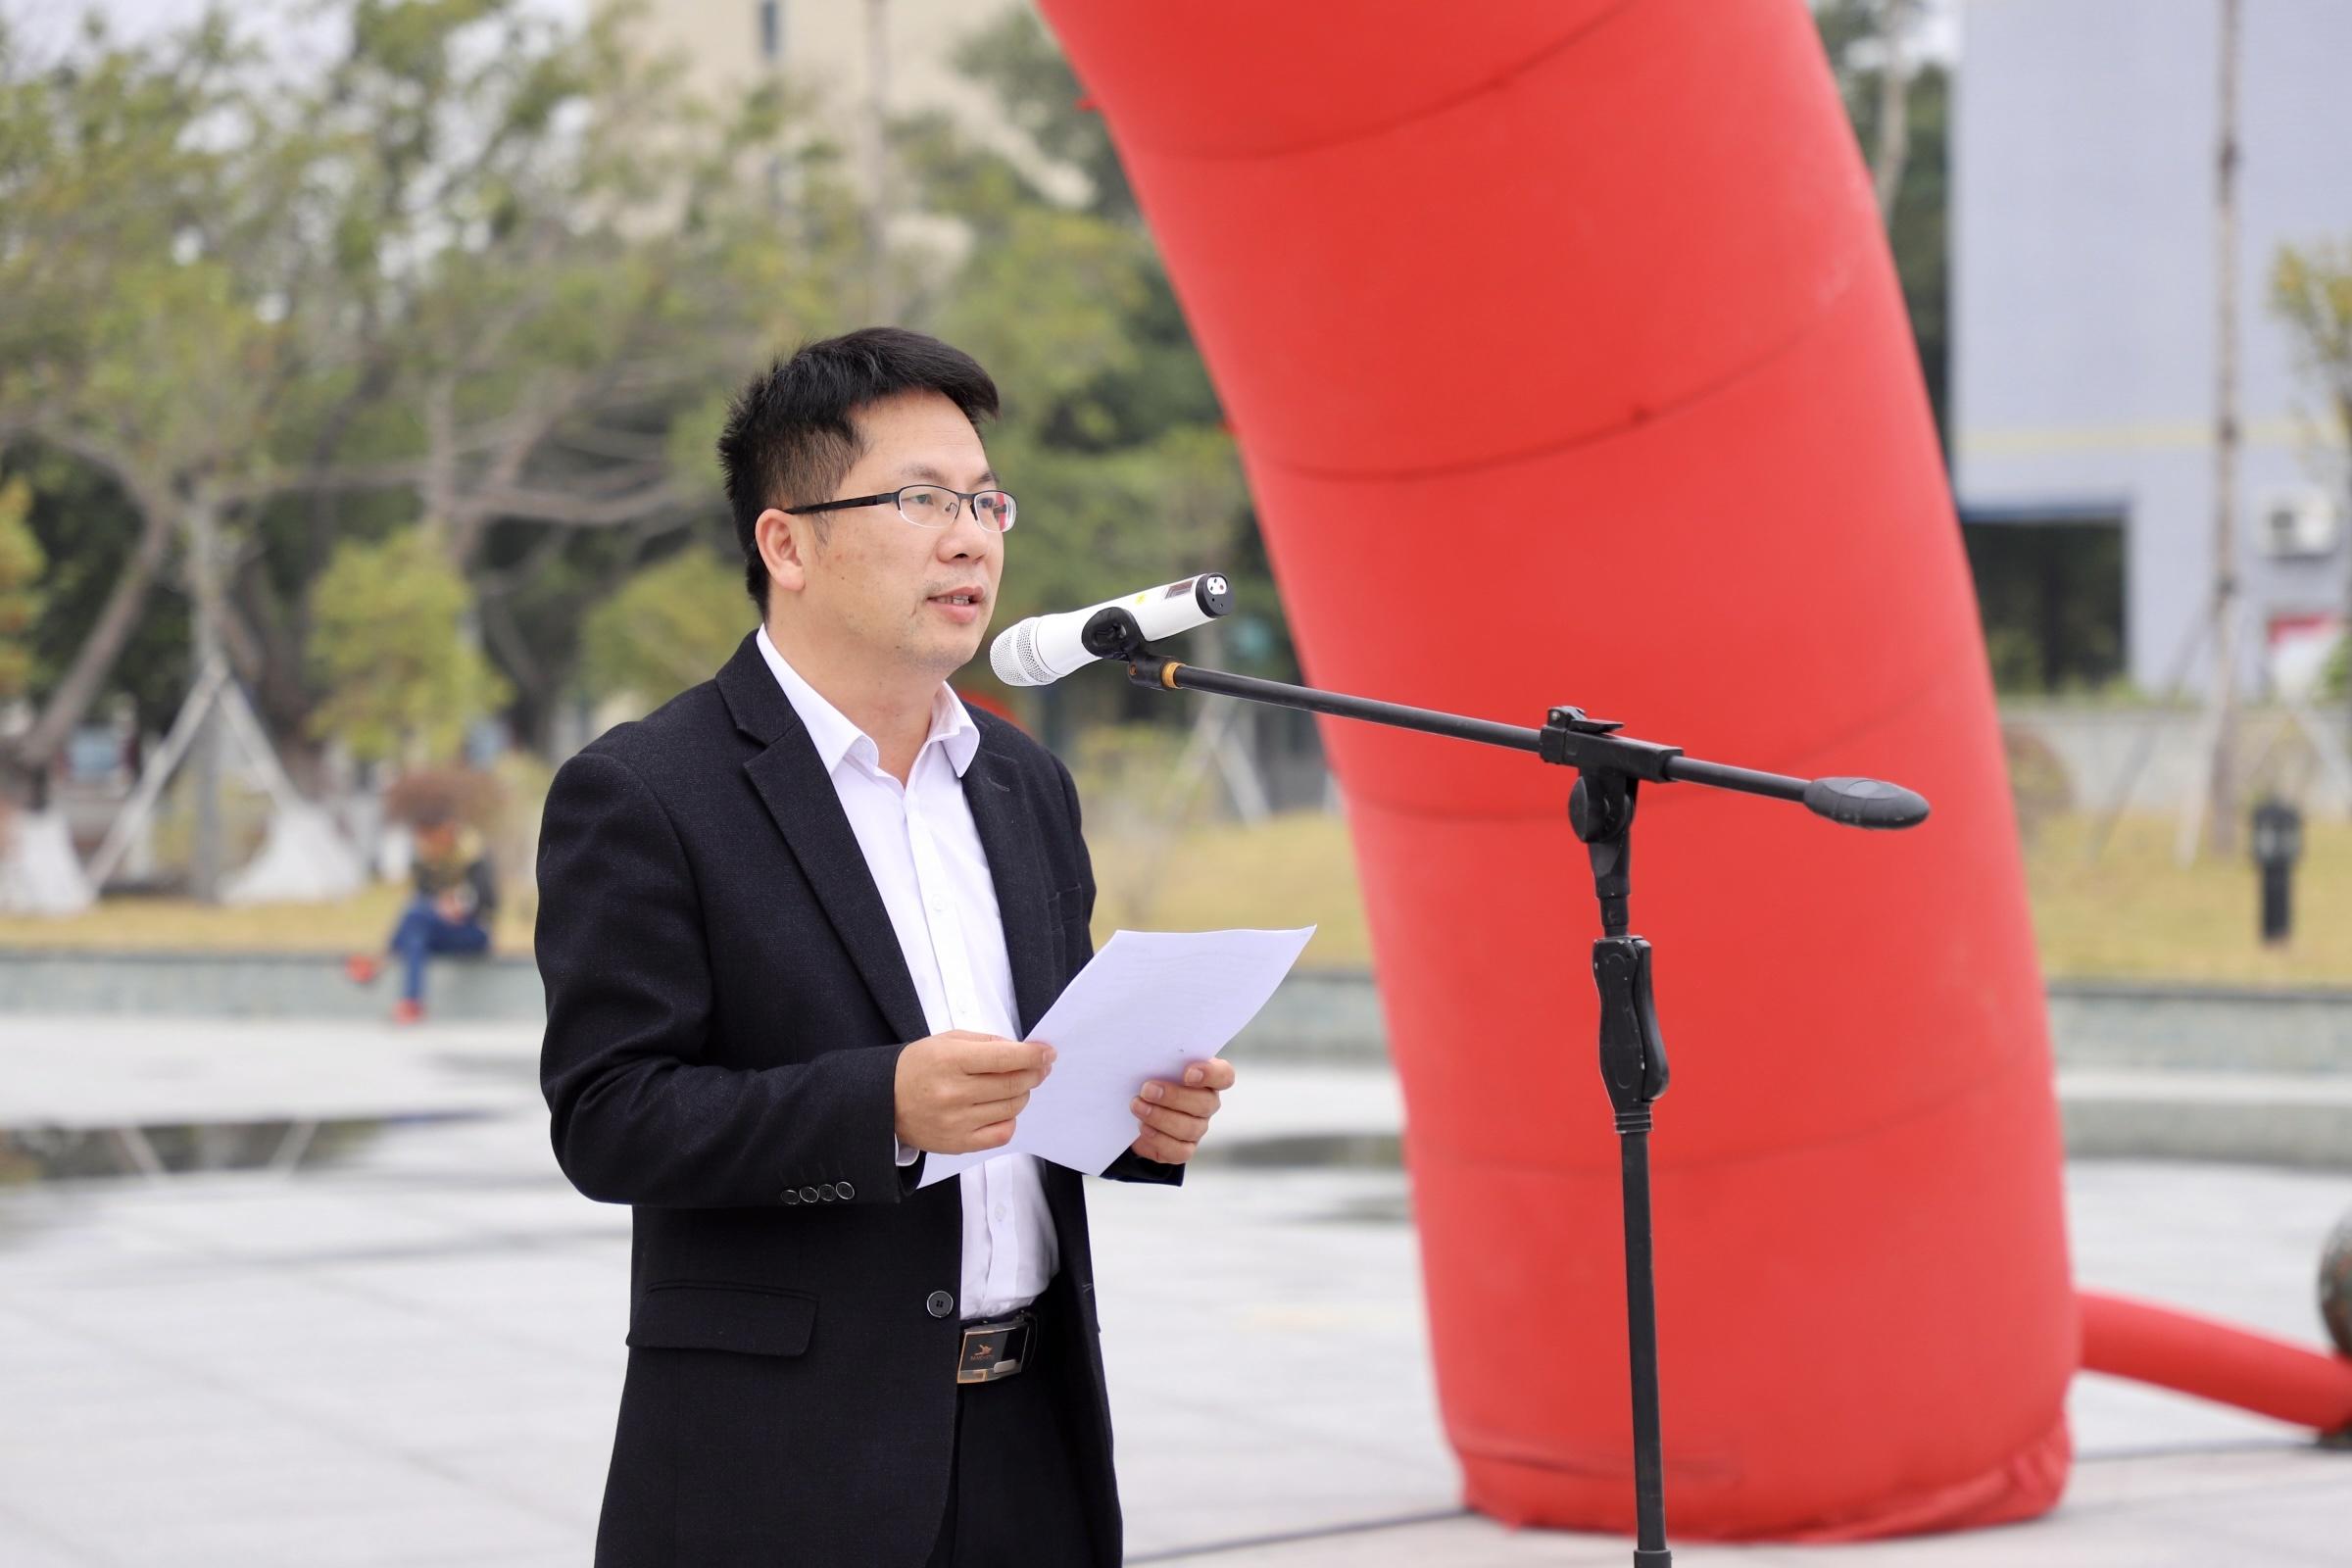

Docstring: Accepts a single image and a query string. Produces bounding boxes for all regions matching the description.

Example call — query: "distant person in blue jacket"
[345,808,497,1024]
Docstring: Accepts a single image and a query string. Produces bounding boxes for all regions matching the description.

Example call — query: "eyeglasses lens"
[895,487,1016,531]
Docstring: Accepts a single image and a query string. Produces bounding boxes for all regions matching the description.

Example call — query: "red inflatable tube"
[2080,1291,2352,1435]
[1038,0,2334,1540]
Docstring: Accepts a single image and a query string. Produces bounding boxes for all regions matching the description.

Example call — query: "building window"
[759,0,782,62]
[1961,512,2128,695]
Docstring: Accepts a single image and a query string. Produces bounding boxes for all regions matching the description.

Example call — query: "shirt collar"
[755,624,981,779]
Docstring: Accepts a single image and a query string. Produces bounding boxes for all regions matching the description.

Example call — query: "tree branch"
[6,497,179,774]
[464,477,701,527]
[0,416,176,525]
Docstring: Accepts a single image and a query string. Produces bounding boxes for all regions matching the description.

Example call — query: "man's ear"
[756,508,811,598]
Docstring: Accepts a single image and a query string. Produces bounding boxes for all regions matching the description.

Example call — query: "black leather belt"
[956,1308,1037,1384]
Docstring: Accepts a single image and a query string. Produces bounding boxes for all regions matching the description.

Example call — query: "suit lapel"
[961,728,1061,1039]
[717,634,930,1046]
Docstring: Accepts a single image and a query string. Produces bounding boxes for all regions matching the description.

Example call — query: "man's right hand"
[893,1032,1055,1154]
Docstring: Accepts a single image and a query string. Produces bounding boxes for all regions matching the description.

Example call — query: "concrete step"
[7,954,2348,1068]
[2059,1067,2352,1169]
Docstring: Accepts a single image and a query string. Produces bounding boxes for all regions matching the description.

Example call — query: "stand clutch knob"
[1803,776,1929,830]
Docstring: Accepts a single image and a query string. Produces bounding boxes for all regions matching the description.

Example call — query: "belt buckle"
[956,1312,1032,1384]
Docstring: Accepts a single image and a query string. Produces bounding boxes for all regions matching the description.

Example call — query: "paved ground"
[0,1016,2345,1565]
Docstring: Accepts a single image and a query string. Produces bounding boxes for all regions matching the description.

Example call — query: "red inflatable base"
[1463,1413,2071,1544]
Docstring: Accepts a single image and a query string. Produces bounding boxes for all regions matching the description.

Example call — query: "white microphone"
[990,572,1235,687]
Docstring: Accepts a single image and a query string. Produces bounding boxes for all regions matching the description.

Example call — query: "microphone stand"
[1077,611,1929,1568]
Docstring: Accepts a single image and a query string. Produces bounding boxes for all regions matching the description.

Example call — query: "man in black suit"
[536,327,1238,1567]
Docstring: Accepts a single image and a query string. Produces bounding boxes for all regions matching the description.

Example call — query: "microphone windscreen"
[990,621,1054,687]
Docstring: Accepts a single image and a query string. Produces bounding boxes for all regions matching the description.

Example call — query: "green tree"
[0,473,44,699]
[950,9,1134,221]
[892,10,1256,706]
[307,526,511,764]
[579,546,752,706]
[1815,0,1950,443]
[0,10,322,795]
[243,0,864,748]
[0,1,868,786]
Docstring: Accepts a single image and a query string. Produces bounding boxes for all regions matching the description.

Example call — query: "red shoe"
[345,954,381,986]
[390,998,424,1026]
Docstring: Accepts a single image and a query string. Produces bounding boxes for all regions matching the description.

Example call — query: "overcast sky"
[3,0,583,59]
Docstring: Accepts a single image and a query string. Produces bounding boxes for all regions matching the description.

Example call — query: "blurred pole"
[2199,0,2245,859]
[862,0,896,320]
[187,498,225,902]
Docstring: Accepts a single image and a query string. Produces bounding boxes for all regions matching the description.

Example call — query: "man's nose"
[937,506,995,557]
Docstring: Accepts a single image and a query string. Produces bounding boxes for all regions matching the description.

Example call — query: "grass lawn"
[2023,811,2351,986]
[0,809,2342,987]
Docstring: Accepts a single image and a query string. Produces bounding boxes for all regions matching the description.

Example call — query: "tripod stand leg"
[1592,906,1672,1564]
[1621,1119,1671,1566]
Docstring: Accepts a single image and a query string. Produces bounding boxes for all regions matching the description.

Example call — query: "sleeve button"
[836,1180,856,1200]
[799,1186,821,1204]
[817,1183,837,1201]
[780,1189,801,1205]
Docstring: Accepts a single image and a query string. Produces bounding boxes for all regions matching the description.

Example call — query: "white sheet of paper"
[916,925,1316,1188]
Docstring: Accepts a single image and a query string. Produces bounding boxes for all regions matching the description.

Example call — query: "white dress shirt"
[756,626,1058,1321]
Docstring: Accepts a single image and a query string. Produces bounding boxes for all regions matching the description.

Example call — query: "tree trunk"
[186,495,229,901]
[1871,0,1915,220]
[3,499,177,786]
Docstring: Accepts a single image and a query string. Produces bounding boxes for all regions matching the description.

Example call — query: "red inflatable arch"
[1040,0,2352,1542]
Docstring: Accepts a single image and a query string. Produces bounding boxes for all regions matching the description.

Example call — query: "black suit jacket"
[536,631,1180,1567]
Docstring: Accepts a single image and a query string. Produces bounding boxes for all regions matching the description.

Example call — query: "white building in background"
[1953,0,2352,696]
[616,0,1074,199]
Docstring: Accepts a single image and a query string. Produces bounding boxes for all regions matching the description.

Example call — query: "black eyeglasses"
[784,484,1017,532]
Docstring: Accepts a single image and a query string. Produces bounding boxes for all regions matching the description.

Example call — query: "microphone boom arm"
[1100,633,1929,831]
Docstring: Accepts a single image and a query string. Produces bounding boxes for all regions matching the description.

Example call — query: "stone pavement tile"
[1122,1439,1459,1561]
[1129,1513,1655,1566]
[429,1438,617,1533]
[2186,1472,2352,1562]
[0,1289,600,1561]
[0,1504,105,1568]
[2069,1373,2288,1452]
[308,1251,630,1373]
[3,1062,2347,1566]
[2062,1447,2352,1564]
[79,1500,578,1568]
[2066,1161,2352,1348]
[0,1184,233,1280]
[0,1432,580,1568]
[1129,1506,2264,1567]
[2065,1160,2352,1455]
[0,1014,530,1127]
[41,1177,493,1272]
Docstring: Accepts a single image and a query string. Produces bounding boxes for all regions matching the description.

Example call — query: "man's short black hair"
[717,327,1002,612]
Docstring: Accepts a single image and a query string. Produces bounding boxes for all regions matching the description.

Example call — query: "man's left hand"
[1128,1057,1235,1165]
